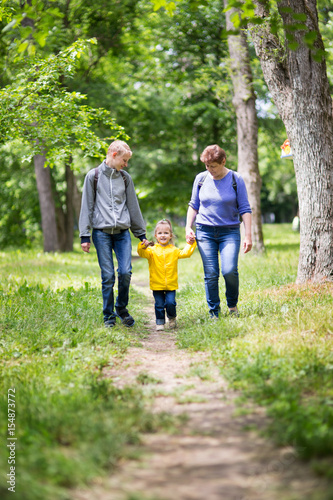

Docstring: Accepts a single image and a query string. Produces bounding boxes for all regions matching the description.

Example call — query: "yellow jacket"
[137,241,197,290]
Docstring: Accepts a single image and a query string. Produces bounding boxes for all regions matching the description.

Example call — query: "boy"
[79,140,149,327]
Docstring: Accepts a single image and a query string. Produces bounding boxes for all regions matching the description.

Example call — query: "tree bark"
[33,154,60,252]
[250,0,333,282]
[224,2,265,253]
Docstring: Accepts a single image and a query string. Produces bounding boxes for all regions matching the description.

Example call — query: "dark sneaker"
[104,317,116,328]
[116,309,135,327]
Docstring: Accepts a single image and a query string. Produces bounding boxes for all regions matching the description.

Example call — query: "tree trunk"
[224,2,265,253]
[34,154,59,252]
[250,0,333,282]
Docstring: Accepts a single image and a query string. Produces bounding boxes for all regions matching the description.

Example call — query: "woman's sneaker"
[156,324,164,331]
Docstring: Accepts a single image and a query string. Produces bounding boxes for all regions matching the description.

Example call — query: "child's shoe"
[168,318,177,329]
[156,324,164,331]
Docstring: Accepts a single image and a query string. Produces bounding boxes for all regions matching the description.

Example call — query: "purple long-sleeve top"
[188,170,252,227]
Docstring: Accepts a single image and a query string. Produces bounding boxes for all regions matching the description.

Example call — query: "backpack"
[93,167,128,201]
[198,171,241,220]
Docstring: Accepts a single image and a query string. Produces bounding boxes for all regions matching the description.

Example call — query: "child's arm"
[137,241,153,258]
[178,240,197,259]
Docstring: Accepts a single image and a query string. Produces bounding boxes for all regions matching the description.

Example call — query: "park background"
[0,1,333,500]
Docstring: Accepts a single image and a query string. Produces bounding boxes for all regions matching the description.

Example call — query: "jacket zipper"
[163,247,167,288]
[110,169,117,228]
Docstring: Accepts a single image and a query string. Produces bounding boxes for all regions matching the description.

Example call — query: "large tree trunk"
[34,154,59,252]
[250,0,333,282]
[224,2,265,253]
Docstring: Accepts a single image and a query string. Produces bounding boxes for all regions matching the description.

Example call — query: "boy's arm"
[79,170,95,247]
[178,240,197,259]
[124,174,147,239]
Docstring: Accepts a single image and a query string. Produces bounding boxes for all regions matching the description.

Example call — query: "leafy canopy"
[0,39,127,166]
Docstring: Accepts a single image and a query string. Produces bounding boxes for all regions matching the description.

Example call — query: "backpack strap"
[198,172,208,189]
[232,172,242,221]
[231,172,238,209]
[93,167,127,201]
[119,170,128,190]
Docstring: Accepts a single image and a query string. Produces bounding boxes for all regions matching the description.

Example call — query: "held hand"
[186,228,196,244]
[81,242,90,253]
[141,239,154,248]
[242,237,252,254]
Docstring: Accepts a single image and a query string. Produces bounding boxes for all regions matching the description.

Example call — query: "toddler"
[138,219,196,331]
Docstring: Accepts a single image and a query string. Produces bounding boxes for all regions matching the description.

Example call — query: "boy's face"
[108,152,131,170]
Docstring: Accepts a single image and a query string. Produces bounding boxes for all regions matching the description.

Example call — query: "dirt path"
[71,284,328,500]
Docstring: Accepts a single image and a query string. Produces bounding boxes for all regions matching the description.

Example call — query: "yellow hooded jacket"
[137,241,197,291]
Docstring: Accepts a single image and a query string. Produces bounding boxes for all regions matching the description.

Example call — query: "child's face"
[155,224,172,246]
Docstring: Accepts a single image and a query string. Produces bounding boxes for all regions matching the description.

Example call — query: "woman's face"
[205,159,226,179]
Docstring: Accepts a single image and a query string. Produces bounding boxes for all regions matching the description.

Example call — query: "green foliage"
[1,0,332,244]
[84,0,237,214]
[0,143,41,248]
[0,0,13,23]
[0,39,126,165]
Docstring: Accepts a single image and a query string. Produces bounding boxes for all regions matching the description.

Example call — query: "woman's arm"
[241,212,252,253]
[186,206,198,243]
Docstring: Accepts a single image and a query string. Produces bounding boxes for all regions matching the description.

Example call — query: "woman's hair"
[154,219,175,244]
[107,140,132,157]
[200,144,226,165]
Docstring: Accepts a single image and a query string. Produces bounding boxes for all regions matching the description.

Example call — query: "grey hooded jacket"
[79,161,146,243]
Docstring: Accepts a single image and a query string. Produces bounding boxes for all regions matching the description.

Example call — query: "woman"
[186,144,252,318]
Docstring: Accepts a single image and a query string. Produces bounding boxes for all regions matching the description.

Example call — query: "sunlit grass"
[1,223,332,497]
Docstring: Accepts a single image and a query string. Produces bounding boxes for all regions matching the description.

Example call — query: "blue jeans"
[92,229,132,322]
[196,224,241,317]
[153,290,177,325]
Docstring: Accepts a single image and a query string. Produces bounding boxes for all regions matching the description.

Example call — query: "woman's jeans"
[92,229,132,322]
[196,224,241,317]
[153,290,177,325]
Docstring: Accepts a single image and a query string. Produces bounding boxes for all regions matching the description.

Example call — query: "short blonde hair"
[107,140,132,157]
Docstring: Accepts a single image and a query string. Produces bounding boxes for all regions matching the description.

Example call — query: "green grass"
[1,224,333,497]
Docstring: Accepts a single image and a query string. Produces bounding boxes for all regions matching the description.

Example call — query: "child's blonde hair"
[154,219,175,244]
[107,140,132,158]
